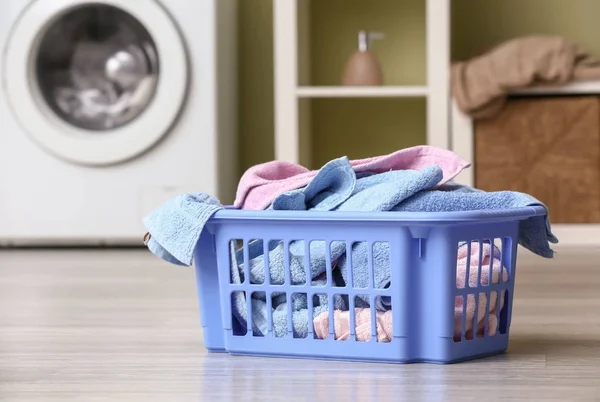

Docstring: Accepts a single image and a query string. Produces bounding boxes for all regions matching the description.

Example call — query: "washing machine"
[0,0,237,245]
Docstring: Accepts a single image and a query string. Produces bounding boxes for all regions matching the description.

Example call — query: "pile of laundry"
[143,145,558,341]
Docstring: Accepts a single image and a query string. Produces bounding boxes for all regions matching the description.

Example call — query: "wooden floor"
[1,247,599,401]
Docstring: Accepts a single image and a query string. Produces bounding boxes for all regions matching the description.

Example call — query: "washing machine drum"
[3,0,188,166]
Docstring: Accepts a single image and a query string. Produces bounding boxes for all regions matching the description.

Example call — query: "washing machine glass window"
[35,5,159,132]
[2,0,188,166]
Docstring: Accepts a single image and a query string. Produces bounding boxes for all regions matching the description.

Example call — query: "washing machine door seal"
[2,0,188,166]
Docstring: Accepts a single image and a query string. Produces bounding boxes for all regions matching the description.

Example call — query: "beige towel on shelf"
[451,35,600,119]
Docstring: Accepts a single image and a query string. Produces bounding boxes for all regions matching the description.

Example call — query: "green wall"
[238,0,600,174]
[238,0,275,173]
[451,0,600,61]
[308,0,426,168]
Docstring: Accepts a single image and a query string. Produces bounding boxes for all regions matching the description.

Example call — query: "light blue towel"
[143,193,223,266]
[392,185,558,258]
[229,236,349,338]
[268,156,358,212]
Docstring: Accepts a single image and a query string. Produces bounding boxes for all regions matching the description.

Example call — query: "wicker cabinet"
[475,96,600,224]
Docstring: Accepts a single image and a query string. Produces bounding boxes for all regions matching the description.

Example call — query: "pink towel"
[234,146,471,210]
[312,241,507,342]
[455,241,507,341]
[314,309,393,342]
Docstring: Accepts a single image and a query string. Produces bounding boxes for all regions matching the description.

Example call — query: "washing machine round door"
[2,0,188,166]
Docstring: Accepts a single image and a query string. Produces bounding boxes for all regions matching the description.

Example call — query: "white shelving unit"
[512,81,600,96]
[273,0,449,167]
[296,86,428,98]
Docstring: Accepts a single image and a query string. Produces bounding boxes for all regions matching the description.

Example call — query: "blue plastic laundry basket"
[193,206,545,364]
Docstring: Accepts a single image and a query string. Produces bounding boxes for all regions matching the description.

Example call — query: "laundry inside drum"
[34,4,159,131]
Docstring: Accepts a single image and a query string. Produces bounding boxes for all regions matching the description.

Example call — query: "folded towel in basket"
[314,309,394,342]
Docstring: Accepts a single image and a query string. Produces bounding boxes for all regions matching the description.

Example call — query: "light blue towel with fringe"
[143,193,223,266]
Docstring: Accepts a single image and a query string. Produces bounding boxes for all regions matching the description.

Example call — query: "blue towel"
[229,236,350,338]
[143,193,223,266]
[392,185,558,258]
[269,156,358,212]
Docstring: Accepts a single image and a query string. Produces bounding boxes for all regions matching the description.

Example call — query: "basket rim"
[210,205,547,224]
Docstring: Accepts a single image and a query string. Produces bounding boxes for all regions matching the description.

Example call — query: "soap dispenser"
[342,30,385,86]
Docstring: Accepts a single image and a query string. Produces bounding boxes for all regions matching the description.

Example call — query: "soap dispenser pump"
[342,30,385,86]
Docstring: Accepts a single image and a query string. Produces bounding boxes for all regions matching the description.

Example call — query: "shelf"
[274,0,449,165]
[296,86,428,98]
[510,81,600,96]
